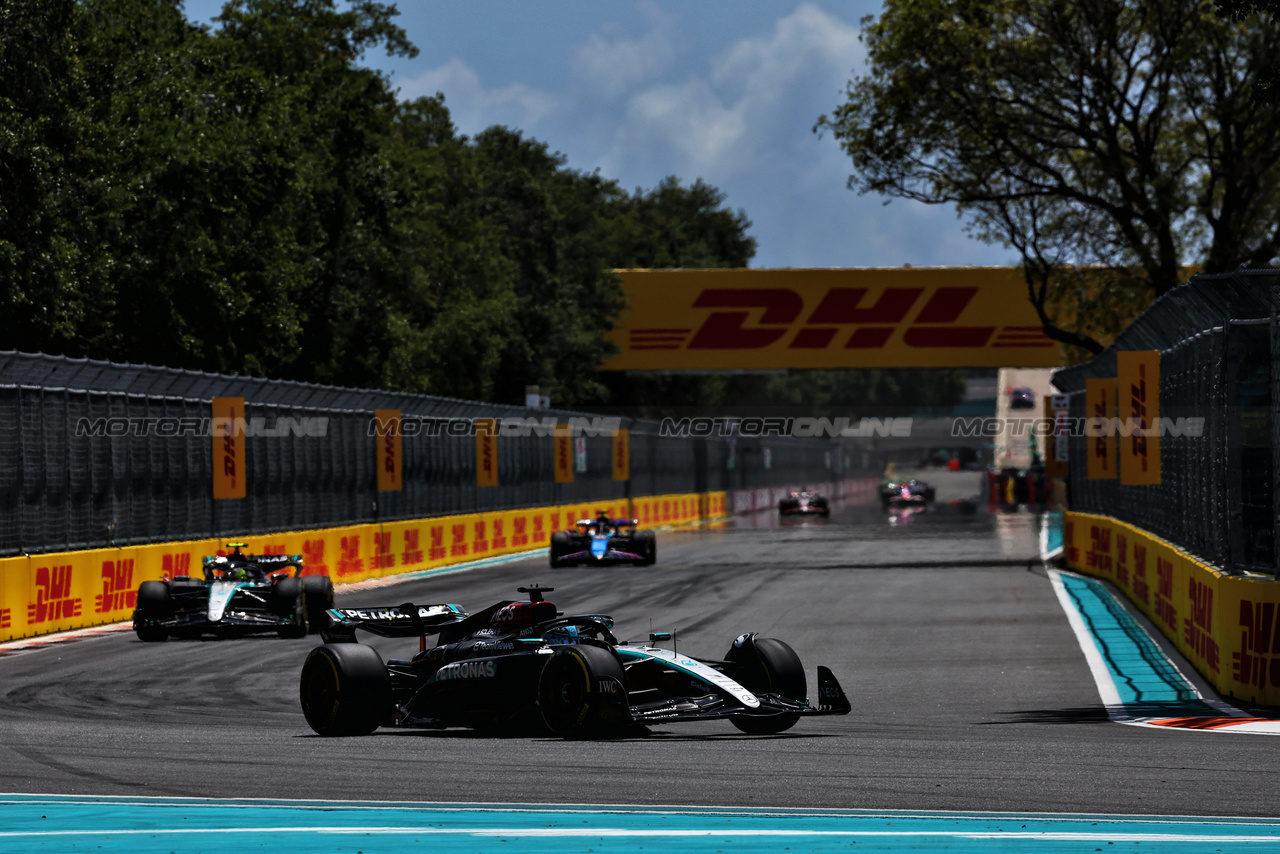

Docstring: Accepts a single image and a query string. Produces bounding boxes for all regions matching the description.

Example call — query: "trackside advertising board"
[604,267,1061,370]
[211,397,247,499]
[1085,378,1117,480]
[1117,351,1161,485]
[0,491,726,643]
[1064,511,1280,706]
[375,409,403,492]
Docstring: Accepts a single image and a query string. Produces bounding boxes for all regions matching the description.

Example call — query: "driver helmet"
[543,625,580,645]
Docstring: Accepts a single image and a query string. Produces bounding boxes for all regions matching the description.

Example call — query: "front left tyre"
[299,643,392,736]
[133,580,170,642]
[725,635,807,735]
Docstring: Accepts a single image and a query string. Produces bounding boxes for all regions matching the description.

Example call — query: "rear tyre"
[302,575,335,634]
[299,643,391,736]
[133,580,170,642]
[636,530,656,566]
[274,577,308,638]
[726,636,807,735]
[550,531,571,568]
[538,645,629,739]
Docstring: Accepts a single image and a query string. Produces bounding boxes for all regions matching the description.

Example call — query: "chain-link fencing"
[0,352,862,556]
[1053,268,1279,574]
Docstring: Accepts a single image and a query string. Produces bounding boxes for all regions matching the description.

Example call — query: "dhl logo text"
[28,565,82,624]
[628,287,1053,351]
[95,559,136,614]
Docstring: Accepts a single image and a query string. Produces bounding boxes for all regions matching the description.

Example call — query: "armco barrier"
[1064,510,1280,706]
[0,491,725,643]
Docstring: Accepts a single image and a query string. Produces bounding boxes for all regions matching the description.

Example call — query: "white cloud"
[596,4,863,181]
[395,57,558,134]
[572,10,681,100]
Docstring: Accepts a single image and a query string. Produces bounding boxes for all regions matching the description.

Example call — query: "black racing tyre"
[302,575,335,634]
[299,643,392,736]
[550,531,571,568]
[726,636,807,735]
[274,577,308,638]
[133,580,170,642]
[538,644,629,739]
[636,530,656,566]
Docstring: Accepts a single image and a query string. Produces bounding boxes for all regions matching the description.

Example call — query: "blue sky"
[181,1,1017,270]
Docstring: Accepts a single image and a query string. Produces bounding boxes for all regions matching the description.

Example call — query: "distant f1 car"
[299,584,851,739]
[879,479,936,508]
[778,490,830,517]
[132,544,334,641]
[549,513,655,567]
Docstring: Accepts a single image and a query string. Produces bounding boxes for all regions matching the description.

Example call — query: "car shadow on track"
[982,706,1111,725]
[294,729,843,743]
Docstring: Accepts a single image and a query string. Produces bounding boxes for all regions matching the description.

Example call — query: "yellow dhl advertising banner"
[604,267,1061,370]
[375,409,403,492]
[211,397,247,499]
[475,418,498,487]
[1085,378,1117,480]
[553,424,574,484]
[1064,512,1280,706]
[612,429,630,481]
[1117,351,1160,485]
[0,491,726,642]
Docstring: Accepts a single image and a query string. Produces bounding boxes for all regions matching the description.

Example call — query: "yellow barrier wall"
[0,491,725,643]
[1064,511,1280,706]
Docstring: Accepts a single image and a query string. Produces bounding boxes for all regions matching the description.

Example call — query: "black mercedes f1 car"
[132,544,334,641]
[549,514,656,567]
[299,585,850,739]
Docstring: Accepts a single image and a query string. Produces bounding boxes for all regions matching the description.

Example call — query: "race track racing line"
[3,795,1280,854]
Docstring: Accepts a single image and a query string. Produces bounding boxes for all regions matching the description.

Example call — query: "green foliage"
[0,0,757,408]
[817,0,1280,355]
[602,176,756,270]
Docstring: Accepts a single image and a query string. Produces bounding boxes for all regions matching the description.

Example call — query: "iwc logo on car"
[435,660,497,681]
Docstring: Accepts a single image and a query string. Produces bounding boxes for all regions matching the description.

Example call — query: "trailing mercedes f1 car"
[879,479,936,508]
[299,585,851,739]
[549,512,655,567]
[778,490,830,517]
[132,544,334,641]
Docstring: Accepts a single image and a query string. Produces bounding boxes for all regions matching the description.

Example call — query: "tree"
[601,176,756,270]
[817,0,1280,354]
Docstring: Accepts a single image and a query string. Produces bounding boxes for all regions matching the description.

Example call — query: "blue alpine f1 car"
[549,513,656,567]
[299,584,851,739]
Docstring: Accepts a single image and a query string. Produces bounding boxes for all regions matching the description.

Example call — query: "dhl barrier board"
[0,491,726,643]
[604,267,1062,370]
[1064,511,1280,706]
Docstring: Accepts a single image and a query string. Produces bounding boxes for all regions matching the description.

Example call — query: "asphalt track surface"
[3,486,1279,818]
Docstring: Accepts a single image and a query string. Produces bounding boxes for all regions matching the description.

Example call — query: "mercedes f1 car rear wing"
[321,602,468,642]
